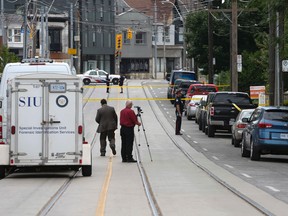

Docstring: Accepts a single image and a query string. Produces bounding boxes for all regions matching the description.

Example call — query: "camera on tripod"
[134,106,143,115]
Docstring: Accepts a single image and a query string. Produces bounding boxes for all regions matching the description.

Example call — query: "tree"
[0,46,19,74]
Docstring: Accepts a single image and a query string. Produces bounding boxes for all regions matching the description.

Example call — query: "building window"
[49,28,62,51]
[163,26,170,43]
[93,31,96,46]
[135,32,146,45]
[123,32,130,44]
[179,27,183,42]
[8,29,22,43]
[100,6,104,21]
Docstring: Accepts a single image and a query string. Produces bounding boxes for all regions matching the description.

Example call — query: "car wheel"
[250,139,260,161]
[207,124,215,137]
[187,114,192,120]
[112,78,119,85]
[231,136,235,145]
[241,138,250,157]
[201,116,206,133]
[83,79,90,85]
[234,139,241,148]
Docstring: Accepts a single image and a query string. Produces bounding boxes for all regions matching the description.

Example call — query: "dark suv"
[204,92,256,137]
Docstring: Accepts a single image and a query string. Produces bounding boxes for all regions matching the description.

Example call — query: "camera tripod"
[135,106,153,162]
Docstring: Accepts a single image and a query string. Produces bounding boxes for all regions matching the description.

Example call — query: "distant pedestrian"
[95,99,118,156]
[120,100,141,162]
[106,74,110,93]
[175,89,184,135]
[119,75,125,93]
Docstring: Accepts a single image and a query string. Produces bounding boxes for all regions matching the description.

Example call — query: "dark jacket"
[95,104,118,133]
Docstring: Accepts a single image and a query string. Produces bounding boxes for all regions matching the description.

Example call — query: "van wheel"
[82,165,92,176]
[0,166,6,179]
[83,79,90,85]
[112,78,119,85]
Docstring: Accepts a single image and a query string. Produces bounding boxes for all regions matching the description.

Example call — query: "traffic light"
[127,28,133,40]
[115,34,122,50]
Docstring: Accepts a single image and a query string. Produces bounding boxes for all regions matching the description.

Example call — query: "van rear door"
[9,74,82,165]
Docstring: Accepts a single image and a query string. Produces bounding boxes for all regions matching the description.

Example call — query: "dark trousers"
[120,126,135,160]
[100,130,115,154]
[175,114,182,134]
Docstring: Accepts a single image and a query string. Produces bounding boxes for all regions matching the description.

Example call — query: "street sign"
[282,60,288,72]
[68,48,77,55]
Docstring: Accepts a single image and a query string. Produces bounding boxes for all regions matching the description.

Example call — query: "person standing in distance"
[120,100,141,162]
[175,89,184,135]
[106,74,110,93]
[119,75,125,93]
[95,99,118,156]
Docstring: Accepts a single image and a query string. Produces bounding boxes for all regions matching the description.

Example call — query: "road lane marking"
[187,135,191,138]
[212,156,219,160]
[241,173,252,178]
[95,156,113,216]
[202,148,208,151]
[265,186,280,192]
[193,141,198,144]
[224,164,234,169]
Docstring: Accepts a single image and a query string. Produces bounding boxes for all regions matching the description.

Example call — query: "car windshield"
[264,110,288,122]
[174,72,196,81]
[181,82,192,89]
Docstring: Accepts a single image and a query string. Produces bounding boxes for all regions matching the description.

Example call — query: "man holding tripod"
[120,100,141,162]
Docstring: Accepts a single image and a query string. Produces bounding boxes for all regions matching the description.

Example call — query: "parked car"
[167,69,197,100]
[185,83,218,100]
[77,69,120,85]
[241,106,288,161]
[170,79,201,104]
[195,95,208,124]
[204,91,256,137]
[186,95,205,120]
[231,109,255,147]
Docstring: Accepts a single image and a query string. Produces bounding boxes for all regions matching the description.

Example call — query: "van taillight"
[78,125,83,134]
[0,115,2,139]
[11,126,16,134]
[210,107,214,116]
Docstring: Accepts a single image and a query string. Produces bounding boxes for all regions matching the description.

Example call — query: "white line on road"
[193,141,198,144]
[241,173,252,178]
[265,186,280,192]
[187,135,191,138]
[212,156,219,160]
[224,164,234,169]
[202,148,208,151]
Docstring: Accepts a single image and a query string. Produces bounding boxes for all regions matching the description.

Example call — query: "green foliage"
[0,46,19,74]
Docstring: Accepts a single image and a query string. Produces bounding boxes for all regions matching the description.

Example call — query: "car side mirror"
[242,117,249,123]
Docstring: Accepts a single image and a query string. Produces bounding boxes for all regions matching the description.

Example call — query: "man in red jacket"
[120,100,141,162]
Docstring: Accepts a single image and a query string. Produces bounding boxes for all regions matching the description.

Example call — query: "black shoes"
[112,148,116,155]
[127,158,137,163]
[122,158,137,163]
[100,153,105,156]
[175,133,183,135]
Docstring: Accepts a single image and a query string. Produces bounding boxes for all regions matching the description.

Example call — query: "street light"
[161,0,187,70]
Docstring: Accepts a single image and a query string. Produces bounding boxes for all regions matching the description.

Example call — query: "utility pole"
[23,0,28,59]
[153,0,157,79]
[231,0,238,91]
[1,0,7,46]
[163,14,166,79]
[208,1,213,84]
[70,3,74,70]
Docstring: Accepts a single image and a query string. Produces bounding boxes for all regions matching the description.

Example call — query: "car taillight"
[258,123,272,128]
[236,123,247,128]
[210,107,214,116]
